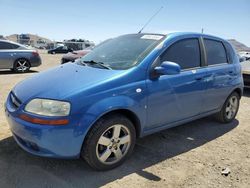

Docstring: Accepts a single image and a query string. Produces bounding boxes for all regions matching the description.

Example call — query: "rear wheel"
[82,114,136,170]
[13,58,30,73]
[216,92,240,123]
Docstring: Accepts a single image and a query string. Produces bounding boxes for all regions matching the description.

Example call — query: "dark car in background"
[61,47,92,64]
[0,40,41,73]
[48,46,73,54]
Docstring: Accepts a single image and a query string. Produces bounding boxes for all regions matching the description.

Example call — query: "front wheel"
[216,92,240,123]
[82,114,136,170]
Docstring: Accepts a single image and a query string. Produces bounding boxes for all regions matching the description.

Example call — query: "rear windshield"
[80,34,164,70]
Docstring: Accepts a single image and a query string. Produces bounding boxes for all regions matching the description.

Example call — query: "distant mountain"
[228,39,250,52]
[5,34,52,44]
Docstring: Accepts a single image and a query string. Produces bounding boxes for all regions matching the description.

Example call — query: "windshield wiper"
[75,59,87,66]
[83,60,112,70]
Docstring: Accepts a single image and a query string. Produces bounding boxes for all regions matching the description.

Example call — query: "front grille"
[10,92,22,109]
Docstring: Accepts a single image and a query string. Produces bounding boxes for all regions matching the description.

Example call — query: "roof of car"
[135,32,227,42]
[169,32,225,40]
[0,39,28,47]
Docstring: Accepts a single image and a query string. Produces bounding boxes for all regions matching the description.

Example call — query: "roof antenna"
[138,6,164,34]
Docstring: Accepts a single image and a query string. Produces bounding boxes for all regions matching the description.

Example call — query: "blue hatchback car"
[5,32,243,170]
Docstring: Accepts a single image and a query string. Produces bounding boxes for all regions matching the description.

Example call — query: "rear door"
[202,38,236,111]
[146,38,207,129]
[0,41,19,69]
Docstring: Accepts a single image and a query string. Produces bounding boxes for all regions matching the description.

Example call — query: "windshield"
[80,34,164,70]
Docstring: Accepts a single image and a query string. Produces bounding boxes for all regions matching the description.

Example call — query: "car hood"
[12,63,125,103]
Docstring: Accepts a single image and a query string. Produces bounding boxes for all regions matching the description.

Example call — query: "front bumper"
[61,57,73,64]
[4,94,83,158]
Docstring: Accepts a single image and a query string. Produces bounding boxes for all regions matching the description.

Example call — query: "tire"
[82,114,136,171]
[216,92,240,123]
[13,58,31,73]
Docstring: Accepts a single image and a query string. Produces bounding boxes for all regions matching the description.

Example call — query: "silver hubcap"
[96,124,131,165]
[225,96,238,119]
[16,60,29,72]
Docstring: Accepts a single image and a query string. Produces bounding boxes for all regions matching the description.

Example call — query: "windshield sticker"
[141,35,163,40]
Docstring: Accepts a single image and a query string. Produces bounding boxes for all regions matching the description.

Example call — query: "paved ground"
[0,51,249,188]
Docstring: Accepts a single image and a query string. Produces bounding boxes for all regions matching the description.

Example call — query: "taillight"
[32,51,39,56]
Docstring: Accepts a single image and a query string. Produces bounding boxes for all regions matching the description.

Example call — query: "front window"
[80,34,164,70]
[160,38,201,70]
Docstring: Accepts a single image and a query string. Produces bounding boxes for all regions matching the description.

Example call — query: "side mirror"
[154,61,181,75]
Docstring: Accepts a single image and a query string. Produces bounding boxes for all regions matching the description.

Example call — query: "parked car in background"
[240,58,250,88]
[5,33,243,170]
[61,47,92,64]
[48,46,73,54]
[0,40,41,73]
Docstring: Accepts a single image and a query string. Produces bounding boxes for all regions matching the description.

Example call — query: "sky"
[0,0,250,46]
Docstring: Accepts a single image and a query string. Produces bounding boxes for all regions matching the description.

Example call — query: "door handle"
[228,71,236,76]
[195,77,203,81]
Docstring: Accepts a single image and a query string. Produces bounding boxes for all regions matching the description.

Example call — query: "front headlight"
[25,99,70,116]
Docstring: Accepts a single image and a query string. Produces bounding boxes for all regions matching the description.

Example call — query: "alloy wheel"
[225,96,238,119]
[16,59,30,72]
[96,124,131,165]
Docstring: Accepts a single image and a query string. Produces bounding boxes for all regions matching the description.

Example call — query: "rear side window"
[160,38,201,70]
[0,41,20,49]
[204,39,227,65]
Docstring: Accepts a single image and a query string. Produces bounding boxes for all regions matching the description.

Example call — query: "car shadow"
[0,70,38,75]
[0,117,238,188]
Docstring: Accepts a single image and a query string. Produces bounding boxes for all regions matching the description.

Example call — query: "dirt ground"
[0,51,249,188]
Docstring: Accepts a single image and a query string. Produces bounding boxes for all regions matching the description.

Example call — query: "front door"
[146,38,207,129]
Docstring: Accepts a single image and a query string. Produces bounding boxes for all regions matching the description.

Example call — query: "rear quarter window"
[224,42,238,64]
[0,41,20,49]
[204,39,228,65]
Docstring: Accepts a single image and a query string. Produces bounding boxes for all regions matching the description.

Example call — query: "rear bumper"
[30,56,42,67]
[4,94,83,158]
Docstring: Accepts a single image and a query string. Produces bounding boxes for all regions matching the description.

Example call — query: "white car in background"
[240,54,250,88]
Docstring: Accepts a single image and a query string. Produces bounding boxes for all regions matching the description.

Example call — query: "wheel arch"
[79,108,142,159]
[233,87,242,98]
[97,109,142,138]
[82,108,142,141]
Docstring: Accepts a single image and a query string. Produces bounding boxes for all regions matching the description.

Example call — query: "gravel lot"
[0,51,249,188]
